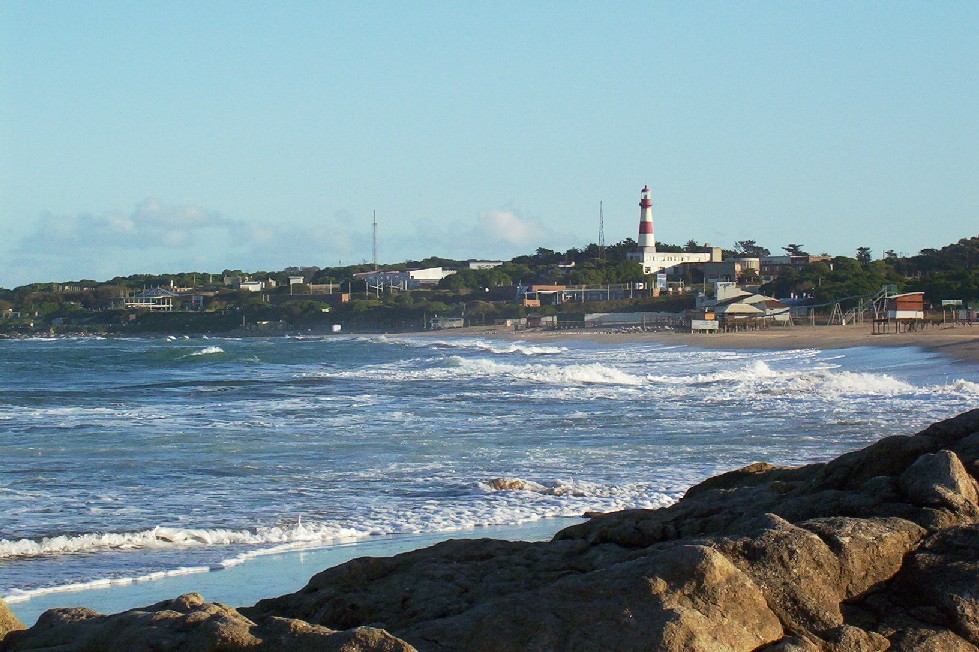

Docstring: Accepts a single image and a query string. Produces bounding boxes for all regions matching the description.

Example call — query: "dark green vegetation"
[761,237,979,309]
[0,236,976,335]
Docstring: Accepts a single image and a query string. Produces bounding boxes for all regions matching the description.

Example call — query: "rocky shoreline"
[4,409,979,651]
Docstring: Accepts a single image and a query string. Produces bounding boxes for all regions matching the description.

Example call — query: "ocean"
[2,334,978,621]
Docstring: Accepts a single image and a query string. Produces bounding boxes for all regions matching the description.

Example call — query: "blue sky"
[1,2,977,287]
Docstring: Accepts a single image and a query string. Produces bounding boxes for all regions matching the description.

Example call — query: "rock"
[0,601,25,641]
[483,477,547,492]
[888,525,979,647]
[253,542,783,651]
[0,593,417,652]
[888,628,979,651]
[799,516,926,599]
[899,450,979,510]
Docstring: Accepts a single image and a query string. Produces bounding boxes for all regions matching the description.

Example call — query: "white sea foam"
[944,379,979,395]
[647,360,928,398]
[0,522,370,561]
[186,346,225,357]
[449,357,645,385]
[309,356,643,386]
[425,338,566,356]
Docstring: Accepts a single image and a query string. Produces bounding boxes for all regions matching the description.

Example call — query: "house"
[118,287,180,311]
[239,281,264,292]
[759,255,833,282]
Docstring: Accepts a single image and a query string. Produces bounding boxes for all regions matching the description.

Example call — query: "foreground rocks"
[4,409,979,651]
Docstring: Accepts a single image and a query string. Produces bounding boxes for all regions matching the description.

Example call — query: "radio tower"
[372,210,378,271]
[598,201,605,264]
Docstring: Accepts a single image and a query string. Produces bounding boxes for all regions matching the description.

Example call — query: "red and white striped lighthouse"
[638,185,656,253]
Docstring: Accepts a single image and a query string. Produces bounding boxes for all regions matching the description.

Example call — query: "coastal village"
[1,187,976,338]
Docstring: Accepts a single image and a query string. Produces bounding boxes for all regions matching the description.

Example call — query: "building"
[355,267,457,291]
[429,316,465,329]
[626,186,721,274]
[695,281,790,329]
[409,267,456,286]
[759,255,833,281]
[117,287,180,311]
[468,261,505,270]
[239,281,264,292]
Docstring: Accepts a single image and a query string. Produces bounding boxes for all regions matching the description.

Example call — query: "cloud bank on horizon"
[0,200,565,287]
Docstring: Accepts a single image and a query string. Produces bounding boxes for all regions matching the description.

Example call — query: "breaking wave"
[187,346,225,357]
[427,339,566,356]
[0,522,364,561]
[646,360,978,398]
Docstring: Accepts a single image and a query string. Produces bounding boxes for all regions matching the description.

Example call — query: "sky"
[1,2,977,287]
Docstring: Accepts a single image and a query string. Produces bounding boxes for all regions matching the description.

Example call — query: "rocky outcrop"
[4,408,979,651]
[0,602,24,641]
[0,593,416,651]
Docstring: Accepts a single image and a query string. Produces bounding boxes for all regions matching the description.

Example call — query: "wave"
[448,357,644,385]
[0,475,681,604]
[309,356,644,386]
[426,338,566,356]
[0,522,369,562]
[185,346,225,357]
[644,360,964,398]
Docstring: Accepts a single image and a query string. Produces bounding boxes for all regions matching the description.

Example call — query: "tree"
[733,240,770,258]
[684,239,700,252]
[783,244,810,256]
[855,246,873,267]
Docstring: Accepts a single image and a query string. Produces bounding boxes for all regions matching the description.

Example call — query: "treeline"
[0,235,976,334]
[762,237,979,306]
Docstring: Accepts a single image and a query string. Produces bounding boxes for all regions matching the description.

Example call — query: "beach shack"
[873,291,926,334]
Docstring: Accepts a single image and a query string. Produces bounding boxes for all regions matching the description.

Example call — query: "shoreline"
[414,322,979,365]
[5,518,581,627]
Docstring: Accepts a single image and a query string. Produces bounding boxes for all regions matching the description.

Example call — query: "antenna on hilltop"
[598,201,605,264]
[372,210,378,271]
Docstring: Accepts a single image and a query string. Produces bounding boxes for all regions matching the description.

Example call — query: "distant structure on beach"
[627,186,722,275]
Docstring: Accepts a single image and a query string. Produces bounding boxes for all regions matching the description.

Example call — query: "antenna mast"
[372,210,378,271]
[598,201,605,264]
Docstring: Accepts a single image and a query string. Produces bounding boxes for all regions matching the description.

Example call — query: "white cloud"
[474,209,548,249]
[18,199,240,254]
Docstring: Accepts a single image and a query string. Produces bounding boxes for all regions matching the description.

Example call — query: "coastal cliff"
[3,409,979,651]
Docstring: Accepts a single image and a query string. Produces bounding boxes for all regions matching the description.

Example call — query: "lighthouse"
[628,185,719,275]
[638,185,655,253]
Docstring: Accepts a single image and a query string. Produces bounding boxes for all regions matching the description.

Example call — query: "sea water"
[1,335,978,616]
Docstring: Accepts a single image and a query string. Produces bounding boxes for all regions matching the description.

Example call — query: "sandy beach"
[426,322,979,365]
